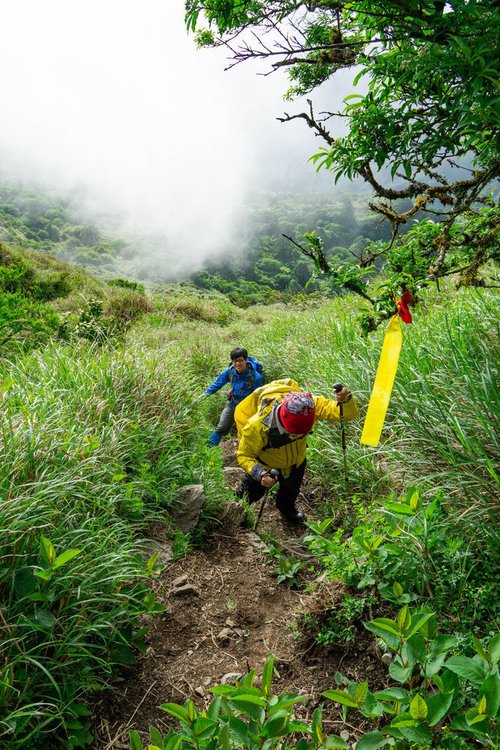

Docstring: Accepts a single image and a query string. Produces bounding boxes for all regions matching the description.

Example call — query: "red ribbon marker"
[397,290,413,324]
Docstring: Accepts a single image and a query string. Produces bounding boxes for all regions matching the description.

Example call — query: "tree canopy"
[186,0,499,327]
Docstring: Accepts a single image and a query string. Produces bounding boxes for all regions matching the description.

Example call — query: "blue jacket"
[204,356,264,410]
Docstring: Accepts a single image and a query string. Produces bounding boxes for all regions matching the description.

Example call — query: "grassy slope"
[1,245,498,748]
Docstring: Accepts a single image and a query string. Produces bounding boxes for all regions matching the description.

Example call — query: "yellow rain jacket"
[235,378,358,477]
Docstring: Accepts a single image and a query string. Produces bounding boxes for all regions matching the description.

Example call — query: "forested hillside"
[0,175,393,303]
[0,239,498,749]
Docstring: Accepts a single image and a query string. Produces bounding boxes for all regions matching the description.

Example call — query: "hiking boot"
[235,481,246,499]
[278,505,306,524]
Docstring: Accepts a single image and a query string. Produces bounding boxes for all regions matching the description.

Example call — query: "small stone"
[221,672,242,685]
[194,686,205,697]
[225,618,235,627]
[216,627,232,643]
[172,574,189,588]
[340,730,350,741]
[202,676,212,687]
[381,652,393,665]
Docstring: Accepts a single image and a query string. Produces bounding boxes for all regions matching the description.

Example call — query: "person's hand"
[261,472,278,488]
[334,386,352,404]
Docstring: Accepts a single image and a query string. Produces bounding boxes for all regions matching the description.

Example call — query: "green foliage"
[108,278,146,294]
[324,610,500,749]
[186,0,500,319]
[0,342,213,748]
[0,182,139,276]
[267,544,306,589]
[305,488,499,639]
[131,655,349,749]
[0,292,60,353]
[303,593,377,647]
[74,299,121,343]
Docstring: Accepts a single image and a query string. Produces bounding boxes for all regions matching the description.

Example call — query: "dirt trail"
[92,441,383,749]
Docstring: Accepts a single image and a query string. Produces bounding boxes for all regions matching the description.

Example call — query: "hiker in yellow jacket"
[234,379,358,524]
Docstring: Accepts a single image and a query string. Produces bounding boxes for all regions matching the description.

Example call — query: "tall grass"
[232,285,499,525]
[0,341,225,748]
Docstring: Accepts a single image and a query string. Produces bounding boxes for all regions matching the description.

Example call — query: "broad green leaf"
[425,650,449,678]
[207,695,221,721]
[373,687,408,702]
[384,503,415,516]
[261,655,275,698]
[322,690,358,708]
[389,656,413,684]
[409,694,428,720]
[219,721,231,750]
[417,611,438,640]
[287,720,310,733]
[356,680,370,706]
[408,490,420,511]
[29,608,56,629]
[392,582,404,598]
[430,635,458,654]
[397,725,431,744]
[481,673,500,717]
[228,715,250,744]
[311,706,324,743]
[192,716,217,740]
[34,568,53,582]
[364,619,400,649]
[14,568,37,597]
[187,699,197,721]
[473,636,488,662]
[465,707,488,726]
[390,712,417,728]
[159,703,190,723]
[52,548,82,570]
[444,656,486,687]
[262,714,288,738]
[129,729,142,750]
[405,612,434,639]
[488,633,500,665]
[149,726,164,746]
[268,693,308,714]
[397,606,411,633]
[450,714,487,735]
[229,695,265,722]
[356,731,389,749]
[40,536,56,565]
[323,735,349,748]
[426,692,454,727]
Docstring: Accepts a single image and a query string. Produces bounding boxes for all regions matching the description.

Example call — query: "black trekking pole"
[254,469,279,531]
[333,383,348,483]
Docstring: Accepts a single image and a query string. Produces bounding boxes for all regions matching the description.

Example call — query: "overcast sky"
[0,1,356,268]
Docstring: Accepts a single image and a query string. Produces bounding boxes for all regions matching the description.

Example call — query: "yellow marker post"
[360,315,402,447]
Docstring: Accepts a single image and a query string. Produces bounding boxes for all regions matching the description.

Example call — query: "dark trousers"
[238,461,307,514]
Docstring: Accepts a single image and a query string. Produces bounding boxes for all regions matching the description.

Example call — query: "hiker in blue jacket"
[204,347,264,447]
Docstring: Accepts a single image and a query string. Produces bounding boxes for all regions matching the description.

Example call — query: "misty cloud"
[0,0,357,275]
